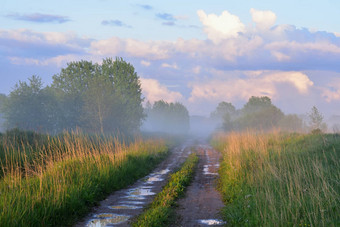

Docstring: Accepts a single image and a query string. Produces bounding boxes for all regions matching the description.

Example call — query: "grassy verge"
[211,132,340,226]
[133,152,199,227]
[0,130,169,226]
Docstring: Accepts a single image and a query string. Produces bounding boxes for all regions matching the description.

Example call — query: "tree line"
[0,57,191,135]
[0,58,145,134]
[210,96,327,133]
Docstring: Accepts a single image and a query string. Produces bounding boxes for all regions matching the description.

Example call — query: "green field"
[211,132,340,226]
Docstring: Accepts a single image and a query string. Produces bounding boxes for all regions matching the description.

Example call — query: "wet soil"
[172,142,225,227]
[75,140,195,227]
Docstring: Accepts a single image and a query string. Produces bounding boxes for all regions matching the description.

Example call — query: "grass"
[211,131,340,226]
[0,129,168,226]
[133,152,199,227]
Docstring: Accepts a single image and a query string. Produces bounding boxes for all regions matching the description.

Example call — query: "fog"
[0,58,337,137]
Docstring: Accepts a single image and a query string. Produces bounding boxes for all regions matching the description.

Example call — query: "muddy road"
[75,140,225,227]
[172,142,225,226]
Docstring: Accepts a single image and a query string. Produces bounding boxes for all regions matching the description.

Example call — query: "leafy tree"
[145,100,189,134]
[308,106,327,133]
[105,57,144,133]
[52,60,97,130]
[211,102,236,120]
[2,76,58,132]
[211,101,236,131]
[52,57,144,134]
[278,114,303,132]
[234,96,284,131]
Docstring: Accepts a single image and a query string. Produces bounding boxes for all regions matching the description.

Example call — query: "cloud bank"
[1,8,340,116]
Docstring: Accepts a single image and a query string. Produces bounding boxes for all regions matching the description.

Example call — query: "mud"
[172,142,225,226]
[75,140,194,227]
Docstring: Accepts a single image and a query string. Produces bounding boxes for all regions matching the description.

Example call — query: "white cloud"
[188,71,314,102]
[141,60,151,67]
[161,63,179,69]
[90,38,170,60]
[321,79,340,102]
[250,8,277,30]
[197,10,245,43]
[140,78,183,103]
[8,54,83,67]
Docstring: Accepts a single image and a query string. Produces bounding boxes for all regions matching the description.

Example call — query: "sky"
[1,0,340,119]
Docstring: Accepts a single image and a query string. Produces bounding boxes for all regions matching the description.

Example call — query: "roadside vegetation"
[133,152,198,227]
[0,129,168,226]
[211,132,340,226]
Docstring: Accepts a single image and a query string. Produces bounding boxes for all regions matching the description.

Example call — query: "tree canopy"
[143,100,190,134]
[2,58,144,135]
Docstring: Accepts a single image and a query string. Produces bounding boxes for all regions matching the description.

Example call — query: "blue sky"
[1,0,340,120]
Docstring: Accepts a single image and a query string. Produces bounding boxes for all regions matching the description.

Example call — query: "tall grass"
[0,130,168,226]
[211,132,340,226]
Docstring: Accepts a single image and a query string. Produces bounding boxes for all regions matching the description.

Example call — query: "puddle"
[198,219,226,225]
[123,195,146,200]
[127,187,155,196]
[146,175,163,183]
[121,200,145,205]
[109,205,142,209]
[154,168,170,175]
[87,213,130,226]
[203,165,218,175]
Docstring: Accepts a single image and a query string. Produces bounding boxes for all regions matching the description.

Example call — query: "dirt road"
[75,140,195,227]
[75,140,225,227]
[172,142,225,226]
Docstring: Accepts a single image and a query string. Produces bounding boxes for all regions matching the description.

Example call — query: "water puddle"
[123,195,146,200]
[87,213,130,226]
[127,187,155,196]
[121,200,145,205]
[198,219,226,225]
[146,175,163,183]
[154,168,170,175]
[109,205,142,210]
[203,165,218,175]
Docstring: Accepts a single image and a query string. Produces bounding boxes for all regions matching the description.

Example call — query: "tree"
[308,106,326,133]
[52,57,144,134]
[145,100,190,134]
[211,101,236,131]
[2,76,58,132]
[211,102,236,120]
[278,114,303,132]
[235,96,284,131]
[105,57,144,133]
[52,60,97,130]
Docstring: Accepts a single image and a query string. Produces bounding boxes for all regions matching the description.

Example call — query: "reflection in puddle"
[154,168,170,175]
[203,165,218,175]
[198,219,226,225]
[87,213,129,226]
[146,175,163,183]
[123,195,146,200]
[121,200,145,205]
[109,205,142,209]
[127,187,155,196]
